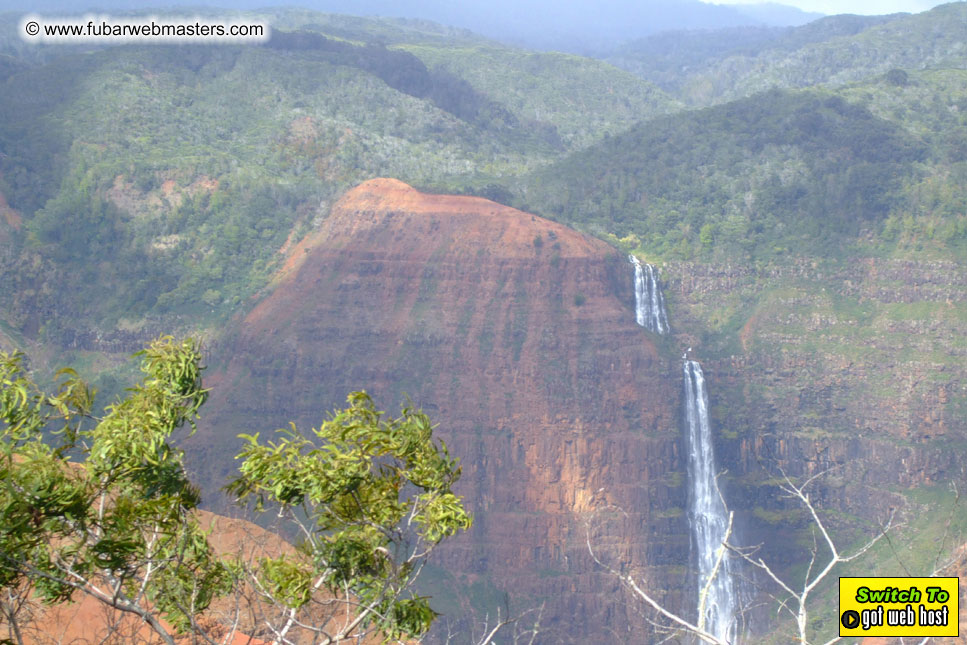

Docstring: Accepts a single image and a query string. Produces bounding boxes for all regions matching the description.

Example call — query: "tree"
[724,470,895,645]
[226,391,473,644]
[587,469,896,645]
[0,337,473,644]
[0,336,231,645]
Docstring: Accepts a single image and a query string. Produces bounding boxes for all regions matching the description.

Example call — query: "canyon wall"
[664,258,967,593]
[193,179,687,642]
[193,179,967,641]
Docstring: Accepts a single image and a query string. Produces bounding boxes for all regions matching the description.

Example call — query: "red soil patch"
[14,510,281,645]
[275,225,301,261]
[15,508,409,644]
[250,177,616,333]
[164,176,219,198]
[194,176,219,192]
[288,115,318,142]
[738,311,759,352]
[321,178,604,256]
[0,190,23,230]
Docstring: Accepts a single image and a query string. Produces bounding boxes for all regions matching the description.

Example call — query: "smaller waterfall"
[629,255,669,334]
[684,360,737,643]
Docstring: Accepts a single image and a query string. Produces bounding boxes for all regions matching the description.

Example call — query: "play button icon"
[841,610,860,630]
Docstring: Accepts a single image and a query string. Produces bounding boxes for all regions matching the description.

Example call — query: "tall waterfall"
[683,360,738,642]
[629,255,669,334]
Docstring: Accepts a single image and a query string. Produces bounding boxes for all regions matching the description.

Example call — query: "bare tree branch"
[586,522,728,645]
[588,467,898,645]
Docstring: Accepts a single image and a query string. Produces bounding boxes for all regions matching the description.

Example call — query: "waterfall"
[629,255,668,334]
[683,360,738,643]
[627,257,739,639]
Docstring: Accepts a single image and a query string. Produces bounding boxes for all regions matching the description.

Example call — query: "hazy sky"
[705,0,948,14]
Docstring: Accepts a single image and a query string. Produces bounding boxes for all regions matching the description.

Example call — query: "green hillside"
[516,68,967,264]
[608,13,897,95]
[3,43,523,334]
[0,10,670,347]
[401,43,680,150]
[611,3,967,105]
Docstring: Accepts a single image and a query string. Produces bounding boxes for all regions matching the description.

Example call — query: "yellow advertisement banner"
[839,576,959,637]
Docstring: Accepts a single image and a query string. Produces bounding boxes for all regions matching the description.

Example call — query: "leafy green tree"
[228,391,472,643]
[0,336,230,645]
[0,338,472,644]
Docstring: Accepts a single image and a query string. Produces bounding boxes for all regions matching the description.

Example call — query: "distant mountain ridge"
[727,1,824,26]
[0,0,822,53]
[609,12,897,92]
[612,2,966,103]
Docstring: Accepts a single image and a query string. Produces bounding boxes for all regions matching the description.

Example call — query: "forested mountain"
[0,10,672,356]
[516,73,966,261]
[399,44,678,150]
[2,2,967,643]
[608,13,899,93]
[612,2,966,104]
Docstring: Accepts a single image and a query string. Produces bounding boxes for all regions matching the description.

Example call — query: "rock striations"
[193,178,686,642]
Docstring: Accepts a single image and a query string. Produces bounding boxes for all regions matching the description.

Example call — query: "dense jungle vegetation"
[2,5,965,348]
[0,11,671,346]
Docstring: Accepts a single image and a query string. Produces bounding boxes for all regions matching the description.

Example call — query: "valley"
[1,2,966,642]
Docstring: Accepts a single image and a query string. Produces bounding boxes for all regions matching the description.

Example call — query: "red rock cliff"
[193,178,686,642]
